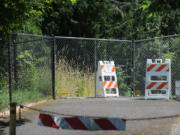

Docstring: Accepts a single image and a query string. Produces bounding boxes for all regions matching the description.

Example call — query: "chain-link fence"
[134,35,180,96]
[8,33,53,104]
[55,37,132,97]
[0,43,9,110]
[5,33,180,105]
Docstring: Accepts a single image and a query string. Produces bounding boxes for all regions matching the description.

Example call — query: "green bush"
[116,65,131,96]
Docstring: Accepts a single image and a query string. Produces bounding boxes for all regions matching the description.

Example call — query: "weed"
[56,58,95,97]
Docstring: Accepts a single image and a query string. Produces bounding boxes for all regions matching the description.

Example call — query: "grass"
[0,66,52,111]
[56,58,95,97]
[0,58,95,111]
[0,89,45,112]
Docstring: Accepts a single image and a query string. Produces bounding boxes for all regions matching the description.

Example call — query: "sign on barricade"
[38,113,126,131]
[145,59,171,99]
[96,61,119,97]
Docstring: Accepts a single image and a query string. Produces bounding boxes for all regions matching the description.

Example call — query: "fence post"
[9,102,16,135]
[13,39,17,91]
[8,43,12,103]
[132,40,136,96]
[51,36,56,99]
[94,40,97,97]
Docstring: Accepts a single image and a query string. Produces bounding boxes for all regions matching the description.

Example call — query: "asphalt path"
[1,97,180,135]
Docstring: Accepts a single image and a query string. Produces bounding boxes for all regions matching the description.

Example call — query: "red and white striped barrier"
[38,113,126,131]
[145,59,171,99]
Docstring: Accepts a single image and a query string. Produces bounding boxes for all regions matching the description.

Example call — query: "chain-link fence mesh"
[10,34,53,103]
[4,33,180,107]
[96,40,132,96]
[55,38,96,97]
[55,37,132,97]
[134,35,180,96]
[0,44,9,110]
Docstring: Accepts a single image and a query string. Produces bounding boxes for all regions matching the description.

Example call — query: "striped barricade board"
[96,61,119,97]
[145,59,171,99]
[38,113,126,131]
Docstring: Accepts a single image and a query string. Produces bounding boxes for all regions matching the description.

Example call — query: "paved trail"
[1,97,180,135]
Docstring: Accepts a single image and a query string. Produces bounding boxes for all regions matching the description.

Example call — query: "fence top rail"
[55,36,132,42]
[134,34,180,43]
[15,33,180,43]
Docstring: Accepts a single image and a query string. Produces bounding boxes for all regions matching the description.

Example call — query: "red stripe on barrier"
[101,65,104,70]
[94,118,117,130]
[113,83,118,88]
[166,68,169,72]
[156,82,168,89]
[103,81,107,87]
[147,64,156,72]
[65,117,88,130]
[112,66,115,72]
[39,114,58,129]
[146,82,157,89]
[156,64,166,72]
[107,81,113,88]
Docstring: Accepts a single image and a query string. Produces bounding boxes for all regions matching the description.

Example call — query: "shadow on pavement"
[0,118,31,135]
[0,120,8,135]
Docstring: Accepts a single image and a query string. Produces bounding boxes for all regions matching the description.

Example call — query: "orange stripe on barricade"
[113,83,118,88]
[107,81,113,88]
[156,82,168,89]
[156,64,167,72]
[112,66,115,72]
[101,65,104,70]
[146,82,157,89]
[103,81,107,87]
[147,64,156,72]
[166,68,169,72]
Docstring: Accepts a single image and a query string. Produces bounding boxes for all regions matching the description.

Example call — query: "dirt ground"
[0,97,180,135]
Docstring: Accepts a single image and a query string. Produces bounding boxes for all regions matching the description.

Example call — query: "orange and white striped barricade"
[96,61,119,97]
[145,59,171,100]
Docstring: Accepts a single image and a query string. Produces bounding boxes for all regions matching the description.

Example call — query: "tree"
[140,0,180,35]
[0,0,30,90]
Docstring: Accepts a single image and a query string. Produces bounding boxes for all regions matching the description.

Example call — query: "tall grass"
[0,58,95,111]
[0,89,44,111]
[0,65,51,111]
[56,58,95,97]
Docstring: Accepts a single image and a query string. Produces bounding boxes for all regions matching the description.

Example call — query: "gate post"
[51,36,56,99]
[13,39,17,91]
[9,102,16,135]
[8,43,12,102]
[94,40,97,97]
[131,40,136,96]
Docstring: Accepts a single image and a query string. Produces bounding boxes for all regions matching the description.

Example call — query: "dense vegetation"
[0,0,179,110]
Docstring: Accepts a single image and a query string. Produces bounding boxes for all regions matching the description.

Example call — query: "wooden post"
[10,102,16,135]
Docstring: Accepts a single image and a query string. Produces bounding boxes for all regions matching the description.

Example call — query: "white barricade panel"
[145,59,171,99]
[96,61,119,97]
